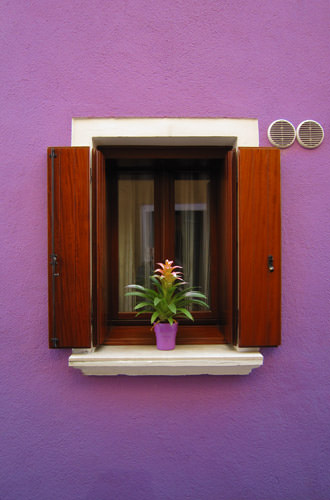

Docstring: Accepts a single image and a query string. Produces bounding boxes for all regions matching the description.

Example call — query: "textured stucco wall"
[1,1,330,499]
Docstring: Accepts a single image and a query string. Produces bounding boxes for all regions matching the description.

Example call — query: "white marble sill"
[69,345,263,376]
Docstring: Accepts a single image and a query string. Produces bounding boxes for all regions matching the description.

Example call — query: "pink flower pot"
[154,322,178,350]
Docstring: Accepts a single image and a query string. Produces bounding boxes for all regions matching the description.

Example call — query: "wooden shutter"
[238,148,281,347]
[92,149,108,345]
[47,147,91,348]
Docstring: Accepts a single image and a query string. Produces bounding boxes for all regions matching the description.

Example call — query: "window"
[97,147,233,346]
[48,119,281,352]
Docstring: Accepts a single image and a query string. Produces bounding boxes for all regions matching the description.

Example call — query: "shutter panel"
[47,147,91,348]
[92,149,108,345]
[238,148,281,347]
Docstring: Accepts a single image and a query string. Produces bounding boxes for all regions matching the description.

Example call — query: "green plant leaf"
[172,287,196,300]
[126,285,157,298]
[150,276,162,289]
[151,311,159,324]
[134,301,153,310]
[125,291,149,299]
[135,310,152,316]
[126,284,148,291]
[185,291,208,299]
[177,308,194,321]
[188,299,209,309]
[168,303,177,314]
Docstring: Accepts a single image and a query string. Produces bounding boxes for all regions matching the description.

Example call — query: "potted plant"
[125,259,209,350]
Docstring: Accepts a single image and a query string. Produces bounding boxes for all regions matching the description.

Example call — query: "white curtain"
[175,175,210,304]
[118,174,154,311]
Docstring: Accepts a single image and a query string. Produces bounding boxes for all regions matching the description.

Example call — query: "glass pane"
[118,171,154,312]
[175,171,210,306]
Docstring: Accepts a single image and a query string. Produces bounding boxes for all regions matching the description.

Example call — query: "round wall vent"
[267,120,296,148]
[297,120,324,149]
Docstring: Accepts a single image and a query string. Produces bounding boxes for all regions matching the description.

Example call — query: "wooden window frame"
[95,146,234,346]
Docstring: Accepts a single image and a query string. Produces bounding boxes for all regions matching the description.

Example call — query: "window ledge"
[68,345,263,376]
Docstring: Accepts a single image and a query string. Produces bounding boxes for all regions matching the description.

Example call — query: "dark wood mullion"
[154,167,175,264]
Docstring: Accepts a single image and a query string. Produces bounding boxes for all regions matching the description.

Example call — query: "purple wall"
[1,1,330,499]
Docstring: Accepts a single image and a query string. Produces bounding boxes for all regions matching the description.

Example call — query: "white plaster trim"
[71,117,259,149]
[69,345,263,376]
[69,117,261,376]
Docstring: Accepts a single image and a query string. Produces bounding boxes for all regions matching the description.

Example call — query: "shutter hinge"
[50,149,57,159]
[90,166,93,184]
[50,253,60,277]
[51,337,59,348]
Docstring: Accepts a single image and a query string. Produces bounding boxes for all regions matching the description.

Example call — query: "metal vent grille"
[267,120,296,148]
[297,120,324,149]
